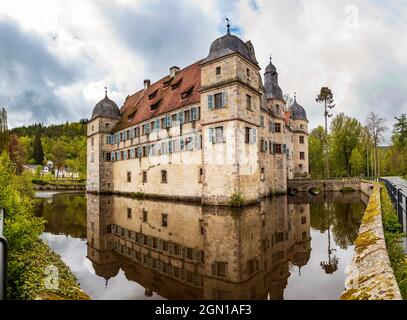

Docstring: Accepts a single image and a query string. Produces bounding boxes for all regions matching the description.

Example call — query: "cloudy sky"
[0,0,406,143]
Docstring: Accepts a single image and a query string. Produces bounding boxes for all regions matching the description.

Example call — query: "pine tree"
[33,132,44,165]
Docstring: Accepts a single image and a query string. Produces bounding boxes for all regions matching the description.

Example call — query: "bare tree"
[366,112,387,177]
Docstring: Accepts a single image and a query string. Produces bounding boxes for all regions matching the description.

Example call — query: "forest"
[8,121,87,178]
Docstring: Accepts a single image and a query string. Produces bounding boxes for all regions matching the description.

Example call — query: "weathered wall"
[341,184,402,300]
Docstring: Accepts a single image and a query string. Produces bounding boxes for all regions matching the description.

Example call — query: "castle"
[87,28,309,205]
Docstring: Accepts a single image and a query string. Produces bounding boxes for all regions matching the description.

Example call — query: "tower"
[289,95,309,178]
[199,25,263,205]
[87,89,121,192]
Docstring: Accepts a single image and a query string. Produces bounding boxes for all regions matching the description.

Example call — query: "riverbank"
[341,183,403,300]
[32,179,86,191]
[8,239,90,300]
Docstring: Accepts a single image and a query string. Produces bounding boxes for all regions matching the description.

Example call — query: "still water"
[35,191,367,300]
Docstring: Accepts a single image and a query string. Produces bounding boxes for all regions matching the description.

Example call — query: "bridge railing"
[0,207,7,300]
[379,178,407,235]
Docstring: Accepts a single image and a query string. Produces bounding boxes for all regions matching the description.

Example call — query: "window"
[127,171,131,183]
[211,126,224,144]
[161,214,168,227]
[127,208,132,219]
[199,219,204,234]
[300,124,304,129]
[216,66,221,75]
[92,125,94,132]
[199,168,204,183]
[261,168,265,181]
[91,153,94,163]
[161,170,167,183]
[184,109,191,122]
[245,127,251,144]
[212,262,228,278]
[274,123,281,133]
[246,94,252,110]
[142,209,148,222]
[142,171,147,183]
[246,68,250,78]
[91,137,94,147]
[148,89,158,100]
[105,152,111,161]
[181,86,194,99]
[150,100,160,110]
[302,231,307,240]
[214,93,223,109]
[300,152,305,160]
[276,105,280,113]
[300,136,305,144]
[260,115,264,128]
[301,216,306,225]
[274,144,282,154]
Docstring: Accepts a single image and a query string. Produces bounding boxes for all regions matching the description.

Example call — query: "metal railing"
[0,207,7,300]
[379,178,407,234]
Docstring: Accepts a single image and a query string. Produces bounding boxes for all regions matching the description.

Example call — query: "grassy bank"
[381,184,407,299]
[0,152,89,300]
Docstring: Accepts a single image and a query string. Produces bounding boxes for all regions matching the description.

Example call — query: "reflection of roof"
[91,261,120,280]
[116,60,202,130]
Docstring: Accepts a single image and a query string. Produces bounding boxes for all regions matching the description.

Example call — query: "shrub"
[230,193,245,207]
[381,184,407,299]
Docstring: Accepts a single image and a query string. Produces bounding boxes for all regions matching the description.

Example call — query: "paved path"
[383,177,407,193]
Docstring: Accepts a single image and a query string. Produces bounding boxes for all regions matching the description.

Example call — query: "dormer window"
[216,66,221,75]
[171,78,182,90]
[150,99,161,110]
[163,78,172,88]
[128,112,136,122]
[181,86,194,100]
[148,89,158,100]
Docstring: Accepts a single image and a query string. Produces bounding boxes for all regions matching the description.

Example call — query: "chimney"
[170,66,180,77]
[144,79,151,90]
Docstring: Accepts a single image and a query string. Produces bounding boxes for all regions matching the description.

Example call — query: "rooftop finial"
[226,18,230,34]
[294,92,297,102]
[269,54,272,63]
[105,86,108,98]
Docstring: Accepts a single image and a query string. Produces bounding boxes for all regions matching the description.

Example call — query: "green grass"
[381,184,407,299]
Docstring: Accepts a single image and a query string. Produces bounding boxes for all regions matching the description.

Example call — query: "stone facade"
[87,31,309,205]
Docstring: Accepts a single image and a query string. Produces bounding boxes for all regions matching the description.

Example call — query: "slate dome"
[91,91,120,120]
[289,95,307,120]
[203,32,258,66]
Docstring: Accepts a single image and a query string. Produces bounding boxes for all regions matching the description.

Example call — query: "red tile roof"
[116,60,203,130]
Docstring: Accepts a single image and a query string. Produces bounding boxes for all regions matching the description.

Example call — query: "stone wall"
[340,183,402,300]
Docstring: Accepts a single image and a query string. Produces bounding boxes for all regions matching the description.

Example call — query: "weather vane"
[226,18,230,34]
[105,86,107,97]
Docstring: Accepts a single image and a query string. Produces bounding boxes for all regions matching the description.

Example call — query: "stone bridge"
[287,178,363,194]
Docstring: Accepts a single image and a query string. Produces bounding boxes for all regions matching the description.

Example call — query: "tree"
[33,132,44,165]
[309,126,327,178]
[329,113,363,176]
[366,112,387,177]
[316,87,335,178]
[52,141,66,171]
[0,107,8,152]
[8,133,26,175]
[350,148,364,176]
[392,114,407,151]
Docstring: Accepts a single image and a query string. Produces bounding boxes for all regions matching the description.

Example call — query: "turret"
[87,88,121,192]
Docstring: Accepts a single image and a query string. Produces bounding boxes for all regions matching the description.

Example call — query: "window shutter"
[222,92,227,108]
[250,128,257,144]
[111,152,115,161]
[166,115,171,128]
[272,143,276,154]
[191,107,198,120]
[168,141,173,153]
[209,128,215,144]
[283,144,287,154]
[179,111,184,124]
[265,140,268,152]
[180,139,185,151]
[123,131,127,140]
[208,95,213,110]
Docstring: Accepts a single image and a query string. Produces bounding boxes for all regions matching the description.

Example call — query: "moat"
[35,191,367,300]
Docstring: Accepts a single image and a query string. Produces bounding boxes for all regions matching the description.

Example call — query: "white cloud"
[0,0,406,142]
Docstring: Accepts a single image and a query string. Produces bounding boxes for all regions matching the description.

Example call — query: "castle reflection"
[86,194,315,300]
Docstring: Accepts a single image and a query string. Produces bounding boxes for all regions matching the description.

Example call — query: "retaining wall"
[340,183,402,300]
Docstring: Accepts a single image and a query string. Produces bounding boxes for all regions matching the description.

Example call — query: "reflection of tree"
[319,203,339,274]
[310,197,365,250]
[331,203,364,249]
[35,193,87,238]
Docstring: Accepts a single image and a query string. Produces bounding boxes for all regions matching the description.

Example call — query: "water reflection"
[83,192,365,300]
